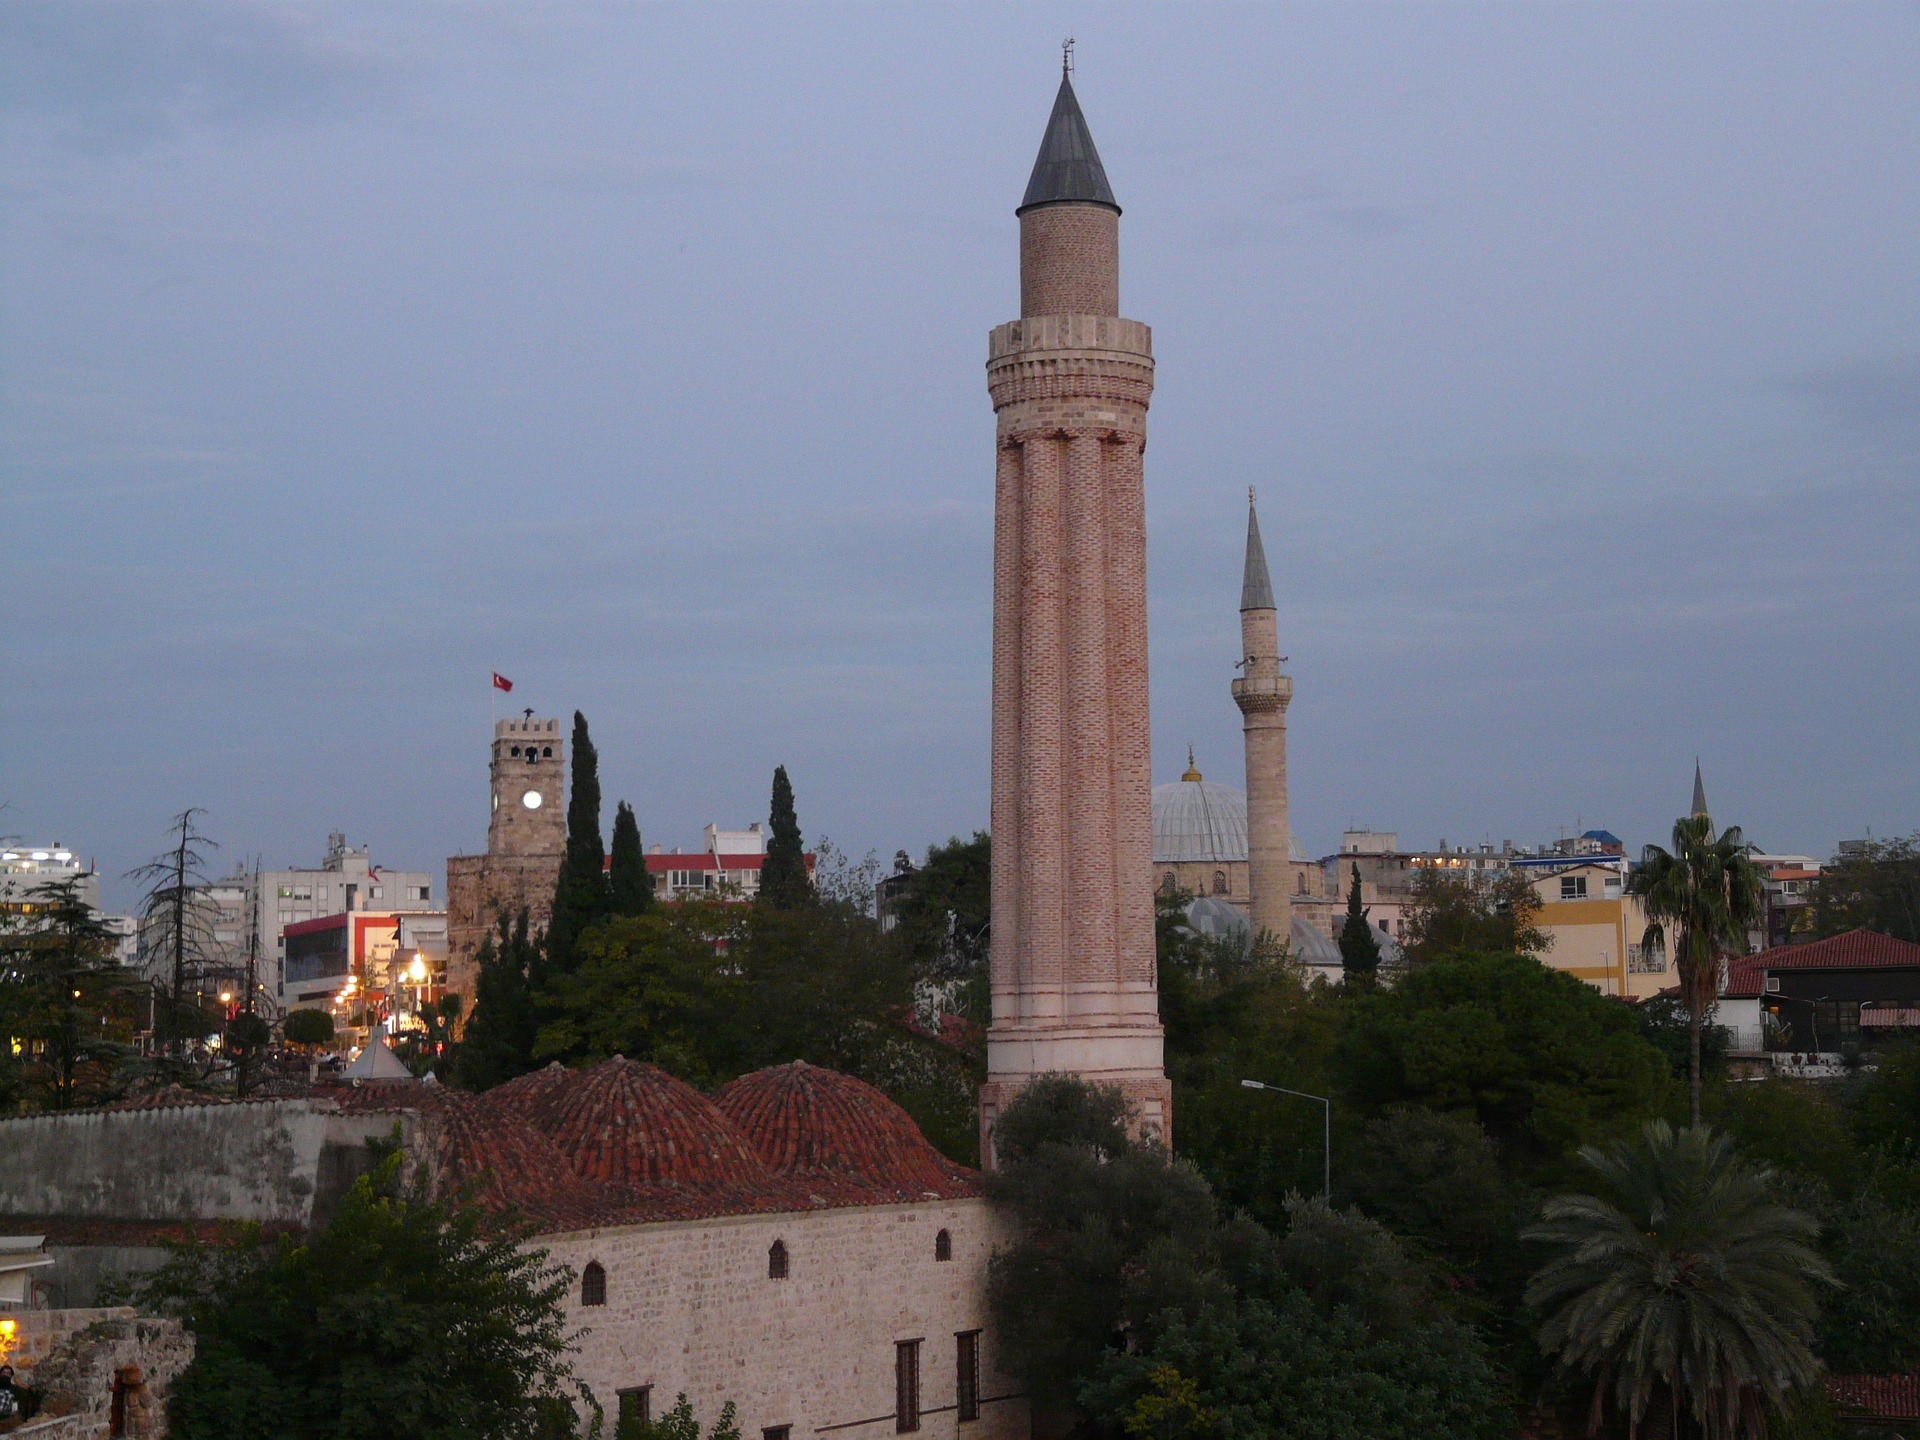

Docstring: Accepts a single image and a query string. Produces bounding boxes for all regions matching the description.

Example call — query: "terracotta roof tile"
[1752,929,1920,973]
[1829,1374,1920,1419]
[535,1056,774,1191]
[716,1062,979,1204]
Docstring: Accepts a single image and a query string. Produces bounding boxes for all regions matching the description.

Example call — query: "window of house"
[1377,919,1388,933]
[895,1340,922,1433]
[934,1229,952,1262]
[581,1261,606,1306]
[415,885,431,901]
[370,886,384,900]
[1560,876,1588,900]
[1212,871,1227,895]
[769,1239,788,1279]
[1160,871,1177,895]
[617,1387,651,1431]
[763,1429,791,1440]
[956,1331,981,1423]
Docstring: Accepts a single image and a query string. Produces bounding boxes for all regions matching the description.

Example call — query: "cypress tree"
[1338,861,1383,986]
[608,801,653,916]
[760,765,810,909]
[546,710,610,975]
[453,909,539,1090]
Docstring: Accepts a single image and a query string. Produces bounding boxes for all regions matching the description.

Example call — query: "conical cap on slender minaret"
[1691,760,1709,819]
[1241,491,1276,612]
[1018,71,1120,216]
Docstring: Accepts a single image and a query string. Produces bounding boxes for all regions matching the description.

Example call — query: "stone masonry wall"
[0,1101,400,1228]
[445,850,561,1018]
[1019,206,1118,317]
[17,1310,193,1440]
[540,1197,1026,1440]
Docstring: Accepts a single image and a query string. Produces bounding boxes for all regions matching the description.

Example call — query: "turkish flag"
[492,672,514,693]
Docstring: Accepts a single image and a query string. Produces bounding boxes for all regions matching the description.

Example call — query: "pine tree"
[608,801,653,916]
[545,710,610,975]
[453,910,539,1090]
[759,765,810,910]
[1338,862,1382,985]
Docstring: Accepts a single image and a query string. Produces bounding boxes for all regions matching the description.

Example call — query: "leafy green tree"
[1631,814,1764,1123]
[759,765,809,910]
[1849,1035,1920,1154]
[888,831,990,992]
[1338,863,1383,985]
[1525,1121,1831,1440]
[145,1147,589,1440]
[1337,952,1672,1163]
[283,1008,334,1049]
[607,801,653,917]
[1080,1292,1513,1440]
[988,1077,1513,1440]
[622,1393,739,1440]
[454,910,541,1091]
[0,877,140,1110]
[1808,833,1920,943]
[1636,992,1730,1086]
[1401,869,1549,967]
[1811,1184,1920,1372]
[1340,1107,1520,1278]
[1708,1079,1858,1192]
[547,711,611,976]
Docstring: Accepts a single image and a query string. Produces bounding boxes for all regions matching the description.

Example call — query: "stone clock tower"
[979,63,1172,1160]
[446,715,567,1016]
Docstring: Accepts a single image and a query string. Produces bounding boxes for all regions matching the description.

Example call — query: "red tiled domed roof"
[540,1056,773,1191]
[716,1061,978,1201]
[487,1061,580,1124]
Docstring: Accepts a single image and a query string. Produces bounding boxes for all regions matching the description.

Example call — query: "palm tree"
[1525,1121,1831,1440]
[1631,812,1762,1123]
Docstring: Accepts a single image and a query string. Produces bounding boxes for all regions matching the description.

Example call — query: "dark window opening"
[1212,870,1228,895]
[510,746,521,757]
[581,1261,606,1307]
[769,1238,789,1279]
[764,1429,791,1440]
[934,1228,952,1262]
[896,1339,922,1433]
[543,746,553,757]
[956,1331,981,1423]
[617,1387,652,1431]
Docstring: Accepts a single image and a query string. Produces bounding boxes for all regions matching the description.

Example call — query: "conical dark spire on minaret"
[1691,759,1709,819]
[1241,490,1276,612]
[1018,70,1120,216]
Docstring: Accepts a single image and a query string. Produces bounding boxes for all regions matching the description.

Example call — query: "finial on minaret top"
[1241,490,1276,613]
[1063,36,1074,76]
[1182,744,1203,783]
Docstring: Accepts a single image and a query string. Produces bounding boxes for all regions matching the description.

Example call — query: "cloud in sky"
[3,2,1917,908]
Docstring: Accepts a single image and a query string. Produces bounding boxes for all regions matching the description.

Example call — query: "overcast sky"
[5,3,1916,910]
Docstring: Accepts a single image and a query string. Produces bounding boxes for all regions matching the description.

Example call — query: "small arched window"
[1159,871,1177,895]
[581,1261,606,1307]
[934,1229,952,1262]
[1212,870,1228,895]
[768,1239,789,1280]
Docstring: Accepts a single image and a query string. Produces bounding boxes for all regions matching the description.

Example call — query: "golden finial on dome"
[1182,744,1203,783]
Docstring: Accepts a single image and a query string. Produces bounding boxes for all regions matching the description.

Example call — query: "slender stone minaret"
[980,60,1171,1161]
[1233,491,1293,944]
[1691,759,1710,820]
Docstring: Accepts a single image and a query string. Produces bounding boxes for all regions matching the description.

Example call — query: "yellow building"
[1521,859,1669,1000]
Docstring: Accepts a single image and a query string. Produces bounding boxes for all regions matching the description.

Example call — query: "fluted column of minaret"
[1233,492,1293,945]
[981,66,1172,1163]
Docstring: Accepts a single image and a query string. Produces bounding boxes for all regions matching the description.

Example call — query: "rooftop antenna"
[1063,36,1075,77]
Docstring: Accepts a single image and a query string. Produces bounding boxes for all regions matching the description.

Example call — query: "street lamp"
[1240,1079,1331,1202]
[406,954,428,1032]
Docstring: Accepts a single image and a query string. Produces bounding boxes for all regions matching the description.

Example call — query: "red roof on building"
[1829,1374,1920,1420]
[716,1061,977,1204]
[1719,930,1920,998]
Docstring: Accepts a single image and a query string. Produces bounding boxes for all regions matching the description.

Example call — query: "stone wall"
[16,1310,192,1440]
[445,850,561,1019]
[540,1197,1026,1440]
[0,1100,399,1229]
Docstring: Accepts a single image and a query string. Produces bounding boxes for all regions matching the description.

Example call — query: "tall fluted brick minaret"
[1233,491,1293,943]
[980,60,1172,1161]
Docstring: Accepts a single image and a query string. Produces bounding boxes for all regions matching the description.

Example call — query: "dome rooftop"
[716,1062,975,1203]
[1153,757,1309,864]
[538,1056,773,1192]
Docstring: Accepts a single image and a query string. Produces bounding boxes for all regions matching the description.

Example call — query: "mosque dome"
[1153,752,1311,865]
[716,1061,975,1201]
[536,1056,774,1191]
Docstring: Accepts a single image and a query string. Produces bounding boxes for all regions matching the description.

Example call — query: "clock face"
[521,789,544,810]
[492,791,499,812]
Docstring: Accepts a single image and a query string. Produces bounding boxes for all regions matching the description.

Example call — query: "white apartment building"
[261,833,434,1000]
[0,843,101,917]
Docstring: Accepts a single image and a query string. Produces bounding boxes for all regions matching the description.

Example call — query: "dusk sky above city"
[5,2,1916,910]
